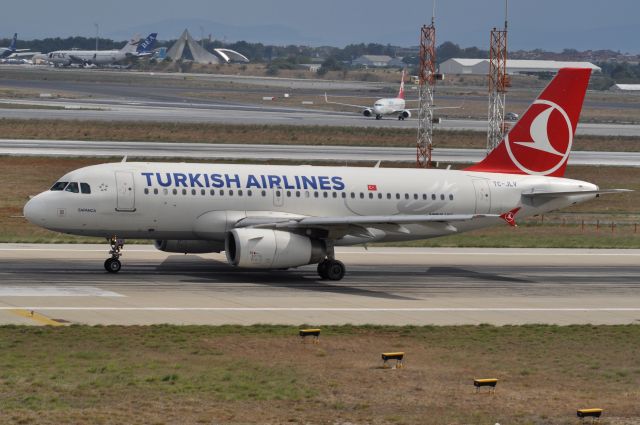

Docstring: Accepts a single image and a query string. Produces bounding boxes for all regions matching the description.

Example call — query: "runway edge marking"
[8,309,66,326]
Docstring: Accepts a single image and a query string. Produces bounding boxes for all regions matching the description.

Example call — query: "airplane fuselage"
[24,162,597,245]
[46,50,129,66]
[372,97,406,116]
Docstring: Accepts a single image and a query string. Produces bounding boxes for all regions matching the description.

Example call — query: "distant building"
[167,30,249,64]
[352,55,404,68]
[439,58,601,75]
[610,84,640,92]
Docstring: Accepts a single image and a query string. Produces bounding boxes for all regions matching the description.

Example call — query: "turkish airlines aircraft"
[24,68,628,280]
[325,69,416,120]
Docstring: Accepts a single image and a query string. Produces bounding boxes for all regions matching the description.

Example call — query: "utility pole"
[486,0,510,153]
[416,1,439,168]
[94,23,99,51]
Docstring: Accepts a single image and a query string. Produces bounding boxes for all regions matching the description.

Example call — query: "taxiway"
[1,138,638,166]
[1,244,639,326]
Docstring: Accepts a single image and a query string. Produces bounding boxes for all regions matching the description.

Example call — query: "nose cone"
[23,194,47,227]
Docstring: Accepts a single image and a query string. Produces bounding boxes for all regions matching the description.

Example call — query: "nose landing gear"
[104,236,124,273]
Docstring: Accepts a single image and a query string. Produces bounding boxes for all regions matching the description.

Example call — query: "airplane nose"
[23,195,47,226]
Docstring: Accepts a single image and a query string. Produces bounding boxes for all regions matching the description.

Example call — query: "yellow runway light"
[577,408,603,419]
[381,352,405,369]
[299,328,320,343]
[474,378,498,393]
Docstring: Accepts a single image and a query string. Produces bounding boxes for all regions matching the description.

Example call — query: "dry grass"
[1,119,639,152]
[1,325,639,424]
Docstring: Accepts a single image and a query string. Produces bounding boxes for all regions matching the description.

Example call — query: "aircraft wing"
[403,106,463,112]
[68,55,88,65]
[522,189,632,199]
[235,213,498,239]
[324,93,369,110]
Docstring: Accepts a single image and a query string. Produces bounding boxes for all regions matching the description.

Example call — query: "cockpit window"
[65,182,79,193]
[50,181,68,191]
[80,183,91,194]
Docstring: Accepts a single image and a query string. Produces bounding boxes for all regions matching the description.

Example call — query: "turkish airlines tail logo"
[465,68,591,177]
[397,69,405,99]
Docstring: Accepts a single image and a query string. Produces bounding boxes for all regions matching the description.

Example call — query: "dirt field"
[1,156,638,246]
[1,325,639,424]
[1,119,639,152]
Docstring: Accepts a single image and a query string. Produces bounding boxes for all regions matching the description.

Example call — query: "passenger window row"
[142,187,454,201]
[50,181,91,194]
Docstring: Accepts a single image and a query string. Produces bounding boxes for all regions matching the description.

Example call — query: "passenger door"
[115,171,136,212]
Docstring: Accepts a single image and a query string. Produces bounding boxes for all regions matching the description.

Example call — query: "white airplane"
[24,68,628,280]
[0,33,31,59]
[45,33,157,67]
[324,69,456,120]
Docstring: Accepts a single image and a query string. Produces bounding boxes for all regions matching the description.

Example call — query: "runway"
[1,138,638,166]
[1,97,640,136]
[1,244,639,326]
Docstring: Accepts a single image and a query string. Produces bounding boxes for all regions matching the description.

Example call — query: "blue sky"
[3,0,638,52]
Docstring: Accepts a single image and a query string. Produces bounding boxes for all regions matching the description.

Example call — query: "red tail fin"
[466,68,591,177]
[397,68,406,99]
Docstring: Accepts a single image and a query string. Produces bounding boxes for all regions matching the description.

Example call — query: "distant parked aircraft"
[0,33,31,59]
[45,33,157,67]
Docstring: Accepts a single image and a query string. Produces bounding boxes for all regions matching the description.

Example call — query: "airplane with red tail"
[24,68,629,280]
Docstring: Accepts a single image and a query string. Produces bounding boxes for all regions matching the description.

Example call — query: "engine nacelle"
[154,240,224,254]
[400,110,411,119]
[363,108,373,117]
[225,229,326,269]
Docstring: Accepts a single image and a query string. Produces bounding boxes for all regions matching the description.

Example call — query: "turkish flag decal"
[367,184,377,191]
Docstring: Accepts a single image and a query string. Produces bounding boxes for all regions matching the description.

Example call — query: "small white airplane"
[324,69,456,120]
[24,68,629,280]
[45,33,157,67]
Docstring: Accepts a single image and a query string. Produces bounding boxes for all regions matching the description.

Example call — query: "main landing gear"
[397,115,405,121]
[104,236,124,273]
[317,243,346,281]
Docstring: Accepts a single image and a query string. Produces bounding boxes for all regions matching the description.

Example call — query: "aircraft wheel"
[325,260,345,281]
[106,258,121,273]
[317,260,329,280]
[375,114,382,120]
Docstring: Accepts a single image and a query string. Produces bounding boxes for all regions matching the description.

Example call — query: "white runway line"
[0,287,124,297]
[0,307,639,312]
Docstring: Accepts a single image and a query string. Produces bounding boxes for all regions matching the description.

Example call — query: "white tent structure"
[167,29,221,64]
[167,30,249,64]
[440,58,600,75]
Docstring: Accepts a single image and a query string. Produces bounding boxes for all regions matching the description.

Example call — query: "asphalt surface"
[2,97,640,136]
[1,245,639,326]
[1,138,638,166]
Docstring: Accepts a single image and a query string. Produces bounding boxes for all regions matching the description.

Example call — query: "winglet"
[500,207,521,227]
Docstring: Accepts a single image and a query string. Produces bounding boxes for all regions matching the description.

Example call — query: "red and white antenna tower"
[417,1,438,168]
[486,0,510,153]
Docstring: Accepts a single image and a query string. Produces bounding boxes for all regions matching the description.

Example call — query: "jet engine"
[225,229,326,269]
[400,110,411,119]
[363,108,374,117]
[154,240,224,254]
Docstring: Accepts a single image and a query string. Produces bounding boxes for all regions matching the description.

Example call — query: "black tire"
[325,260,345,281]
[107,258,121,273]
[375,114,382,120]
[104,258,113,271]
[317,260,329,279]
